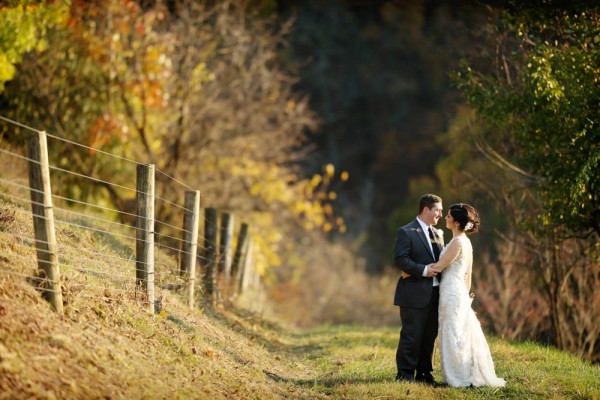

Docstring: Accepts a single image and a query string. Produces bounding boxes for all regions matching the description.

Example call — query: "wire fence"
[0,115,258,315]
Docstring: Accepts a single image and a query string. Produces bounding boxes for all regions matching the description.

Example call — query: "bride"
[428,203,506,388]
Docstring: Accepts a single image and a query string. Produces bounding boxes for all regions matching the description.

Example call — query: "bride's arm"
[464,261,472,291]
[429,239,461,272]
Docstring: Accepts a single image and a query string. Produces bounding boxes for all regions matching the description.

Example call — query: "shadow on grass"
[262,369,434,389]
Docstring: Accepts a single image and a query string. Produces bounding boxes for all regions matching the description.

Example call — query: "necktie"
[429,227,441,260]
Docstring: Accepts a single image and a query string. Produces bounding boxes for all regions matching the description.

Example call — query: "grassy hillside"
[1,197,599,400]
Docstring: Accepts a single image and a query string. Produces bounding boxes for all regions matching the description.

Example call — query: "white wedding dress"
[438,235,506,387]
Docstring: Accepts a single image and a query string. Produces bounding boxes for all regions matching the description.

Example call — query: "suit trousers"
[396,286,439,378]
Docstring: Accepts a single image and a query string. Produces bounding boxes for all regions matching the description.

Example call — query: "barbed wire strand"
[0,268,149,299]
[0,242,181,295]
[0,115,42,133]
[0,117,222,223]
[154,195,189,213]
[1,228,212,280]
[0,120,205,209]
[1,163,225,255]
[154,219,187,234]
[4,203,217,263]
[2,172,205,240]
[0,151,223,248]
[50,165,139,194]
[0,115,143,168]
[7,191,139,235]
[5,278,160,307]
[6,194,218,254]
[155,168,194,191]
[45,132,142,166]
[2,144,189,212]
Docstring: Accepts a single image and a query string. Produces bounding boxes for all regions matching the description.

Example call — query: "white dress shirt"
[416,216,440,287]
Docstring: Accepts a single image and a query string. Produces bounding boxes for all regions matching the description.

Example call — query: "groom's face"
[422,202,443,226]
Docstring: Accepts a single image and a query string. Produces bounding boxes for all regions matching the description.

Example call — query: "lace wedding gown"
[438,235,506,388]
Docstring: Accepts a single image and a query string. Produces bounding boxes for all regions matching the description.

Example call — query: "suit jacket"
[393,219,444,308]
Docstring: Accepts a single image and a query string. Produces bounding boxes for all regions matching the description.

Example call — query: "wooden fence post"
[203,207,218,302]
[26,130,63,314]
[231,223,249,296]
[180,190,200,309]
[218,212,234,284]
[238,238,254,295]
[136,164,155,313]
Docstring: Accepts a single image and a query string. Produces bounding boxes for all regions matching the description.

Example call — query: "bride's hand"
[424,264,438,277]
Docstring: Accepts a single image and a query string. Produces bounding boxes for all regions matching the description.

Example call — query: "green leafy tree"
[456,2,600,239]
[0,1,68,92]
[452,2,600,361]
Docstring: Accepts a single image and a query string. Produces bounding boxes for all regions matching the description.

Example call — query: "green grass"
[278,325,600,400]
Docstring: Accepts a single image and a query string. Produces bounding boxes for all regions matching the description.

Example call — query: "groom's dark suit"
[393,219,444,381]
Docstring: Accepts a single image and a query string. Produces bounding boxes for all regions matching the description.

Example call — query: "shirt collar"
[416,216,430,232]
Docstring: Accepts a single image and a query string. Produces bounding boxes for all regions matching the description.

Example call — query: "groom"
[393,194,444,384]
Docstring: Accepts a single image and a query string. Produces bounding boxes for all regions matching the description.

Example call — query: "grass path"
[273,325,600,399]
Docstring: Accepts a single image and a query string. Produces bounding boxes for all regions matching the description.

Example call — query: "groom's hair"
[419,194,442,213]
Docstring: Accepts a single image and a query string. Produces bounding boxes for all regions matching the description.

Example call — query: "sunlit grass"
[284,326,600,400]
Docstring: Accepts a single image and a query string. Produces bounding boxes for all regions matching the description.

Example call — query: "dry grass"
[0,195,326,399]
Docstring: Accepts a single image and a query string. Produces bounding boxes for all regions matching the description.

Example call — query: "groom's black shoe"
[415,371,438,385]
[395,373,414,382]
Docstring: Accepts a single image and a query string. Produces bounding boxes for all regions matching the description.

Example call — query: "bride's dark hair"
[449,203,480,234]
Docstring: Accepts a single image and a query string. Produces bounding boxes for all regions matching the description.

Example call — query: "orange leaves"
[86,113,123,155]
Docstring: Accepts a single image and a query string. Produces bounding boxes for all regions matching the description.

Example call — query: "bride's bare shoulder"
[446,237,463,250]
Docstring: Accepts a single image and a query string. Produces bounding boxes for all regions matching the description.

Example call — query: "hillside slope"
[0,195,324,399]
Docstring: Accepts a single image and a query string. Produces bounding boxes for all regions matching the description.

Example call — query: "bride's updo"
[449,203,480,234]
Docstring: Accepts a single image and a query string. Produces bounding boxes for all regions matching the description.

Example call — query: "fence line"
[0,275,151,305]
[0,138,223,249]
[5,192,200,253]
[0,117,260,315]
[8,191,139,234]
[0,115,223,213]
[4,194,227,264]
[2,231,185,292]
[0,268,153,301]
[1,160,222,252]
[0,235,174,305]
[3,182,243,270]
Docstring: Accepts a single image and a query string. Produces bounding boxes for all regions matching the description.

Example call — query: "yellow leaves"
[325,163,335,178]
[191,62,215,87]
[309,174,322,188]
[251,232,281,272]
[150,138,162,152]
[217,156,348,272]
[340,170,349,182]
